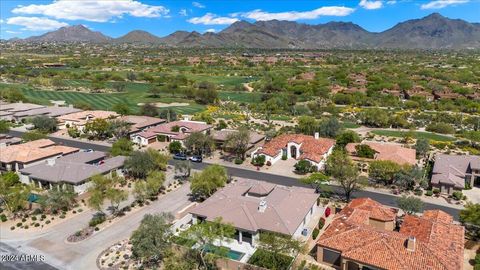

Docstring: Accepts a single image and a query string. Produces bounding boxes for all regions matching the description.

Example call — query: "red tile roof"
[259,134,335,163]
[346,141,416,166]
[317,199,464,270]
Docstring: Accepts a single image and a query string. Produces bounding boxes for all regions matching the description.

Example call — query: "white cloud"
[11,0,169,22]
[0,19,4,24]
[6,30,21,34]
[387,0,397,4]
[420,0,469,9]
[188,13,238,25]
[179,9,188,16]
[359,0,383,10]
[205,28,216,33]
[192,2,205,8]
[237,6,355,21]
[6,16,69,31]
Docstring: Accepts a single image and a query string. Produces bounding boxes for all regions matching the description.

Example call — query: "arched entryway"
[290,145,297,158]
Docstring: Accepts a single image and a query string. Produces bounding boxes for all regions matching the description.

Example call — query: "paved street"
[1,184,192,270]
[7,129,463,220]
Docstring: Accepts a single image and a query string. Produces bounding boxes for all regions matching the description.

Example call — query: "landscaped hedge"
[247,248,293,270]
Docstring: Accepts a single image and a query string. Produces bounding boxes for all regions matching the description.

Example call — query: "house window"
[323,248,341,266]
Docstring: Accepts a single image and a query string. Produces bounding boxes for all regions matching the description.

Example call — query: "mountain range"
[15,13,480,49]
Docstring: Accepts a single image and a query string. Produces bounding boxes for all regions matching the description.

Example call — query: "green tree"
[87,174,127,215]
[184,132,215,156]
[190,164,227,200]
[296,116,318,135]
[0,120,11,133]
[139,103,158,117]
[393,167,425,191]
[0,172,32,218]
[168,141,183,154]
[174,160,192,180]
[159,109,177,122]
[319,117,342,138]
[108,119,131,139]
[224,127,251,160]
[326,150,365,202]
[180,218,235,269]
[148,86,162,98]
[112,103,131,115]
[125,150,168,178]
[397,195,424,215]
[84,118,112,139]
[355,144,376,158]
[459,203,480,239]
[300,172,330,193]
[335,130,361,148]
[133,181,149,203]
[145,170,166,198]
[415,138,430,158]
[253,232,302,269]
[21,131,47,142]
[110,138,133,156]
[130,213,174,265]
[38,187,77,214]
[31,116,58,132]
[426,122,455,134]
[112,81,127,92]
[294,160,312,174]
[359,108,390,128]
[369,160,403,184]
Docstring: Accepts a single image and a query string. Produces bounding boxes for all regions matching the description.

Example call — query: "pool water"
[203,244,245,261]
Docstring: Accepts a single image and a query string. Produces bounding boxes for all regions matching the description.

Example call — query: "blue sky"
[1,0,479,39]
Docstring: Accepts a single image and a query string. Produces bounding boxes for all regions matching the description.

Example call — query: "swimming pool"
[203,244,245,261]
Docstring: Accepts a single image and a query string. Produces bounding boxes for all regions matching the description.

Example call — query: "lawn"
[16,86,205,115]
[371,130,456,142]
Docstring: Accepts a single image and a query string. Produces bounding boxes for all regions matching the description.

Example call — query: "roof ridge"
[270,204,294,234]
[240,203,258,231]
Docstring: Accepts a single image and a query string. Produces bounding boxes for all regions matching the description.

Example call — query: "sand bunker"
[137,102,189,108]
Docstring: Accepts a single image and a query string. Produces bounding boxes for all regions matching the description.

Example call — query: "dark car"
[173,153,187,160]
[189,155,203,163]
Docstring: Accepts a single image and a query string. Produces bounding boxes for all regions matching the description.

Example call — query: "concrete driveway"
[1,183,192,270]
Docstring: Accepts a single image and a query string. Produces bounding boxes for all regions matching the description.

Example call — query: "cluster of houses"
[175,180,464,269]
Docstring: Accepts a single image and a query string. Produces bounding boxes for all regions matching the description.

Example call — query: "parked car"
[173,153,187,160]
[189,155,202,163]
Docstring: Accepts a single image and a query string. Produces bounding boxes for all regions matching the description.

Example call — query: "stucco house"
[131,119,212,146]
[56,110,119,131]
[346,141,416,172]
[19,151,126,194]
[317,198,464,270]
[252,133,335,170]
[431,154,480,194]
[0,139,79,172]
[176,179,321,261]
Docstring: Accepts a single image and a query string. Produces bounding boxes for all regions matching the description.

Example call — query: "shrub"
[24,225,29,229]
[425,190,433,196]
[281,154,287,160]
[34,223,40,227]
[248,249,293,270]
[32,208,42,215]
[0,214,7,222]
[41,214,47,219]
[89,214,106,227]
[16,222,22,227]
[45,220,51,224]
[78,208,83,212]
[312,228,320,239]
[31,216,37,221]
[294,160,312,174]
[59,214,66,219]
[10,226,15,230]
[452,191,463,201]
[22,218,26,222]
[319,218,325,229]
[414,189,423,196]
[251,155,266,166]
[234,158,243,165]
[95,227,100,231]
[266,161,272,166]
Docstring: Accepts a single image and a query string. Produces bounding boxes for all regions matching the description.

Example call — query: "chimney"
[406,236,416,252]
[314,132,319,139]
[46,158,56,166]
[258,200,267,213]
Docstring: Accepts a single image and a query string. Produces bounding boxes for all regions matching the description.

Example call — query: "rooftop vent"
[46,158,56,166]
[406,236,416,252]
[258,200,267,213]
